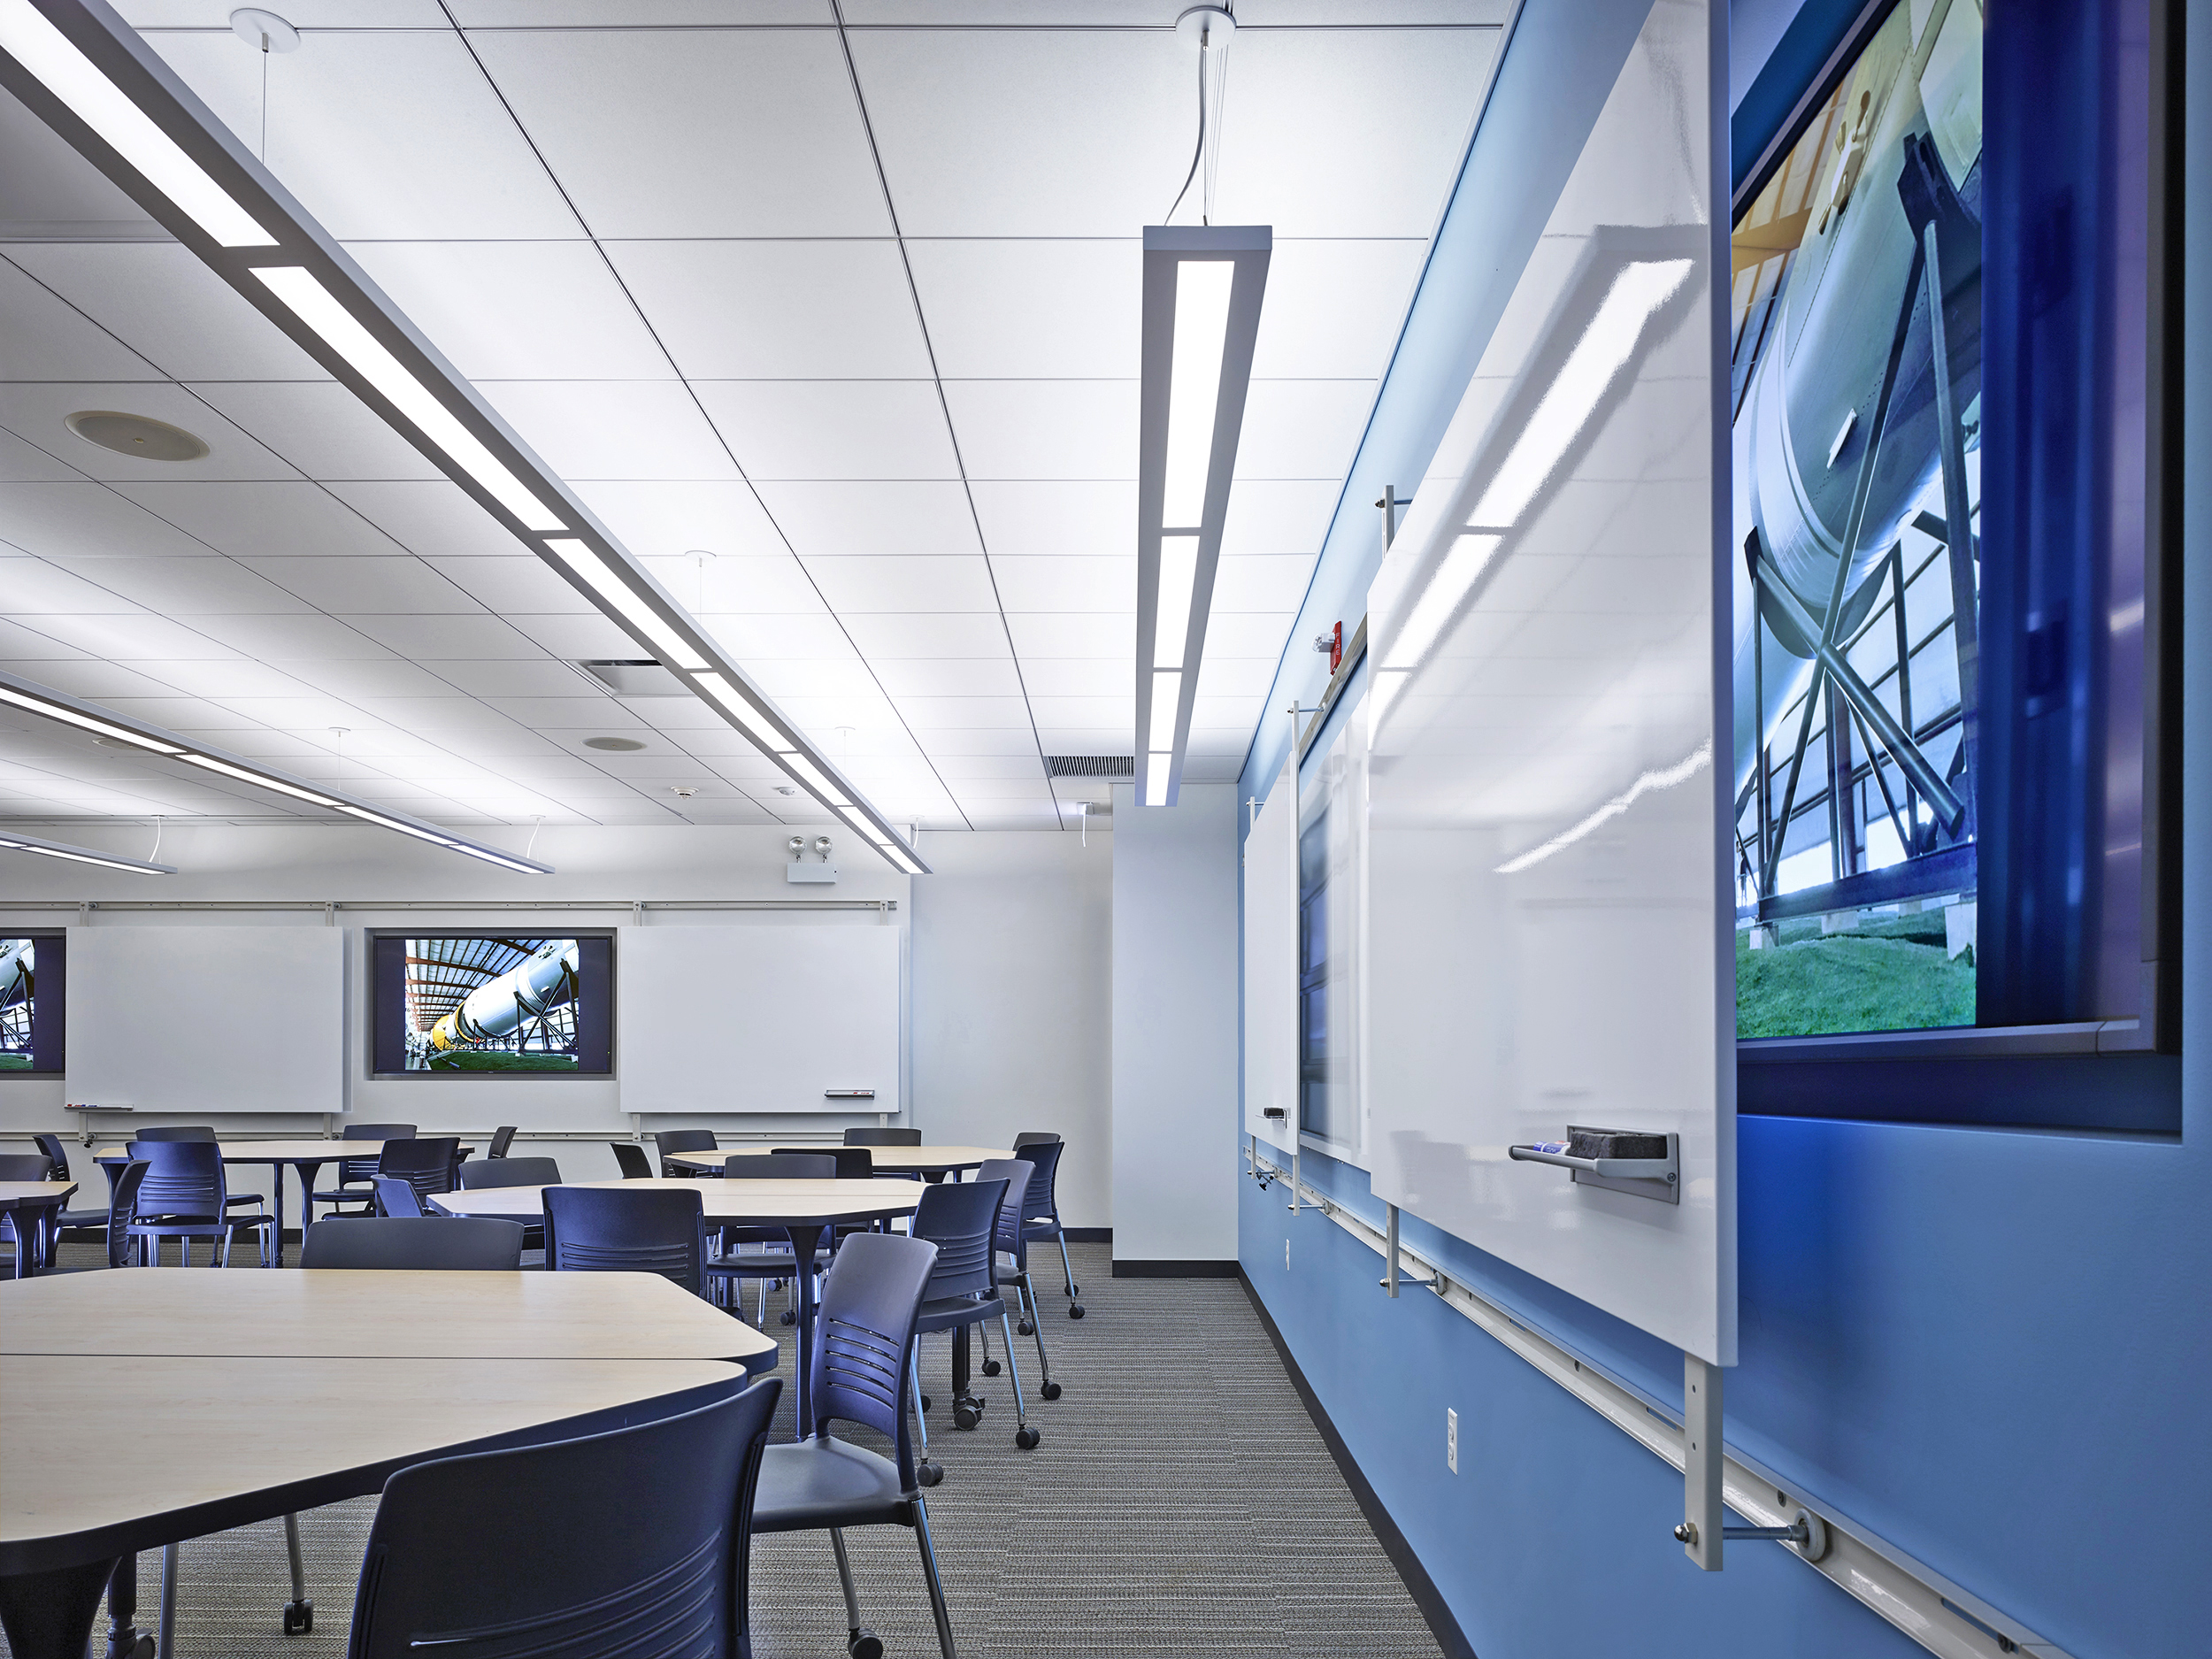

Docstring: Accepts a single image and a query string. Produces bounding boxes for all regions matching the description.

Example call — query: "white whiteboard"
[1361,0,1734,1363]
[618,926,902,1116]
[66,926,346,1116]
[1242,757,1297,1151]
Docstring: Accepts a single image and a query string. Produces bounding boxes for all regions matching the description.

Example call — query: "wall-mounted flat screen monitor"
[0,933,63,1075]
[370,933,612,1077]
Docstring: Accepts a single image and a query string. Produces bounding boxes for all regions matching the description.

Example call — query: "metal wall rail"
[1246,1143,2069,1659]
[0,898,895,913]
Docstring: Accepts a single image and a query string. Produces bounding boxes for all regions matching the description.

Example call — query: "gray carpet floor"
[8,1240,1441,1659]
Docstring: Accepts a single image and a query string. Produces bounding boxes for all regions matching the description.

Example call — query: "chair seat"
[706,1247,803,1277]
[225,1193,265,1208]
[311,1185,373,1202]
[911,1291,1004,1336]
[752,1437,913,1534]
[53,1208,111,1231]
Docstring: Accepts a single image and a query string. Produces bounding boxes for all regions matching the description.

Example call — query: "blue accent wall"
[1235,3,2207,1654]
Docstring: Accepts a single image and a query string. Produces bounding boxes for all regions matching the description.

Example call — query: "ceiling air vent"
[1046,756,1135,778]
[579,659,687,696]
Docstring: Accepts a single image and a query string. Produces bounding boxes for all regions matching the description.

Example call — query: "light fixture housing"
[1135,225,1270,809]
[0,667,554,874]
[0,0,929,874]
[0,826,174,875]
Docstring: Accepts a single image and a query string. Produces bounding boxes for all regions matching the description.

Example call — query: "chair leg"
[158,1540,179,1659]
[912,1498,959,1659]
[280,1512,312,1633]
[1019,1274,1061,1400]
[910,1342,941,1486]
[1056,1229,1085,1316]
[998,1307,1037,1448]
[827,1527,881,1659]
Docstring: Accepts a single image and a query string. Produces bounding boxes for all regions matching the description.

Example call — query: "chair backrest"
[724,1153,835,1180]
[1011,1131,1060,1148]
[1010,1137,1064,1218]
[844,1127,922,1147]
[487,1125,518,1159]
[610,1141,656,1180]
[33,1133,70,1182]
[653,1129,718,1177]
[775,1146,871,1179]
[0,1152,51,1181]
[543,1185,708,1295]
[302,1217,526,1270]
[104,1162,148,1265]
[135,1125,217,1142]
[806,1233,938,1486]
[340,1125,416,1185]
[457,1156,560,1190]
[910,1177,1007,1303]
[977,1158,1034,1264]
[373,1176,427,1217]
[127,1140,228,1218]
[345,1373,781,1659]
[379,1137,461,1202]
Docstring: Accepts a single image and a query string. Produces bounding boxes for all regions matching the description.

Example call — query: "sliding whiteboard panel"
[66,926,345,1115]
[1363,0,1733,1363]
[618,926,902,1115]
[1242,757,1297,1151]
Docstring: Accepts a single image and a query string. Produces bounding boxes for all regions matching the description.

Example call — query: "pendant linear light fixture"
[0,826,176,876]
[0,667,553,874]
[1136,224,1270,808]
[0,0,928,875]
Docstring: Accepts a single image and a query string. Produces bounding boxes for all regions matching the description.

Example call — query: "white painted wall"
[1110,783,1240,1263]
[908,827,1112,1230]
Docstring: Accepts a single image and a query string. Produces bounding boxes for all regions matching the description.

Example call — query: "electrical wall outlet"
[1448,1408,1459,1473]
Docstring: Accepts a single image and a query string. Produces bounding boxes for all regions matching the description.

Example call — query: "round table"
[664,1144,1013,1179]
[0,1182,77,1279]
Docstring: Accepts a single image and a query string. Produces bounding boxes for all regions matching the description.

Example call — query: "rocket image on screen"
[405,937,582,1072]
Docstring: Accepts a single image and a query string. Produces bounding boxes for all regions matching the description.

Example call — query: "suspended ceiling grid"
[0,0,1502,835]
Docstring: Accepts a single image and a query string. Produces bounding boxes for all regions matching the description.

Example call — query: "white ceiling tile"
[907,239,1140,377]
[0,427,86,483]
[340,700,559,750]
[150,32,584,240]
[182,613,396,659]
[271,657,463,699]
[113,482,405,558]
[575,481,789,562]
[41,556,312,616]
[747,659,887,700]
[480,696,641,728]
[695,381,957,481]
[99,695,256,727]
[504,612,645,658]
[1234,2,1512,19]
[949,781,1059,804]
[757,483,979,557]
[1210,29,1497,238]
[122,2,451,22]
[835,610,1005,655]
[0,383,299,482]
[1004,612,1131,658]
[851,31,1191,237]
[969,480,1133,557]
[944,380,1139,482]
[1185,726,1260,758]
[0,82,161,229]
[480,381,739,481]
[1027,696,1134,728]
[209,693,402,731]
[1017,659,1128,697]
[347,241,672,380]
[914,728,1041,759]
[321,480,526,559]
[342,614,549,658]
[120,659,319,699]
[16,660,183,702]
[1190,695,1265,730]
[627,696,741,732]
[1202,611,1297,657]
[419,660,595,697]
[1253,240,1430,378]
[471,31,889,238]
[183,382,443,481]
[989,556,1133,612]
[0,257,157,380]
[895,696,1033,730]
[420,556,597,615]
[0,482,223,558]
[1221,478,1343,557]
[240,556,478,613]
[803,557,997,615]
[0,615,92,658]
[1194,657,1282,697]
[604,242,931,379]
[1233,380,1375,480]
[928,755,1046,781]
[4,244,328,381]
[869,659,1023,698]
[1209,553,1315,611]
[4,557,151,613]
[701,612,855,661]
[1179,755,1246,783]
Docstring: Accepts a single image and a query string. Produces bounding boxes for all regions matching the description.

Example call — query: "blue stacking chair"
[976,1158,1062,1402]
[126,1140,274,1267]
[309,1123,415,1218]
[711,1152,835,1324]
[652,1128,719,1178]
[344,1374,782,1659]
[845,1127,921,1148]
[907,1178,1034,1487]
[544,1183,710,1295]
[301,1217,526,1271]
[751,1232,956,1659]
[1012,1133,1083,1317]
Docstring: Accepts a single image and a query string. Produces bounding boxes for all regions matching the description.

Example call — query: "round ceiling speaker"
[65,411,209,462]
[583,735,646,752]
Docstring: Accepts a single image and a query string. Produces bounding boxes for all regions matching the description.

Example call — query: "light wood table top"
[431,1176,926,1226]
[96,1141,390,1163]
[0,1182,76,1210]
[0,1353,745,1575]
[0,1267,776,1367]
[666,1145,1014,1175]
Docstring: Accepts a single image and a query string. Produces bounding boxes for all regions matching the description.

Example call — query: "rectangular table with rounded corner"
[430,1177,923,1432]
[663,1144,1014,1179]
[0,1182,77,1279]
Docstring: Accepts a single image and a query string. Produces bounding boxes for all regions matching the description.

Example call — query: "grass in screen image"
[0,1052,31,1071]
[1736,911,1974,1038]
[425,1048,579,1073]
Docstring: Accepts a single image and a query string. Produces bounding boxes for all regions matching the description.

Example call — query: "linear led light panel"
[0,667,554,874]
[1135,226,1270,810]
[0,0,929,875]
[0,826,175,875]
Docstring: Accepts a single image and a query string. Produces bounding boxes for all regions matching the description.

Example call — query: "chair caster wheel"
[1069,1302,1086,1318]
[1016,1425,1041,1449]
[1068,1284,1081,1296]
[780,1308,797,1325]
[917,1458,944,1486]
[1017,1318,1034,1336]
[980,1358,1001,1376]
[283,1601,314,1635]
[1040,1379,1063,1401]
[848,1627,884,1659]
[954,1407,979,1430]
[920,1392,933,1412]
[127,1635,157,1659]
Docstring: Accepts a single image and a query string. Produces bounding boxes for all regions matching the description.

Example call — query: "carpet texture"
[7,1240,1442,1659]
